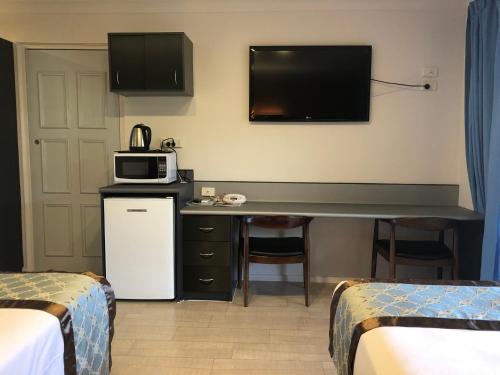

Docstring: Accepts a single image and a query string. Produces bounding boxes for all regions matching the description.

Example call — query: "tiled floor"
[112,282,337,375]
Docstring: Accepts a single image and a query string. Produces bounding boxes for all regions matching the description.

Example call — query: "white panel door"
[26,50,120,273]
[104,198,175,299]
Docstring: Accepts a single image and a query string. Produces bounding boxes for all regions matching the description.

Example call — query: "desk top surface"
[180,201,482,221]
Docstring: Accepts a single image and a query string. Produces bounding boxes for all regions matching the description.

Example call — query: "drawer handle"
[127,209,147,213]
[199,252,215,258]
[199,278,214,284]
[198,227,214,233]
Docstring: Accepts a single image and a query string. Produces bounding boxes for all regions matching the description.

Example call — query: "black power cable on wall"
[371,78,431,90]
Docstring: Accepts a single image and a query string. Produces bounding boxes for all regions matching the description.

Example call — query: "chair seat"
[375,239,453,260]
[249,237,304,257]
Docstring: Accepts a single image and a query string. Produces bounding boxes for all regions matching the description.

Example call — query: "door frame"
[14,42,125,271]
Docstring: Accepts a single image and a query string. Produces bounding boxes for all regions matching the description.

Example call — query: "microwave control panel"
[158,157,167,178]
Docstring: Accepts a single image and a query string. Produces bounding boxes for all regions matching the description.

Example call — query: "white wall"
[1,0,471,280]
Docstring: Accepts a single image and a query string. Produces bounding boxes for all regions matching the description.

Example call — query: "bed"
[329,279,500,375]
[0,272,116,375]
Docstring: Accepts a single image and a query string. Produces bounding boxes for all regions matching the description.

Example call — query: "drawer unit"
[182,215,238,301]
[183,215,231,242]
[183,266,231,294]
[184,241,230,267]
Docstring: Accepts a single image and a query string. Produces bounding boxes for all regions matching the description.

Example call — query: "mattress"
[329,279,500,375]
[0,309,64,375]
[354,326,500,375]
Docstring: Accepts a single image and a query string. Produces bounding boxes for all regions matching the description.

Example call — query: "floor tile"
[112,282,337,374]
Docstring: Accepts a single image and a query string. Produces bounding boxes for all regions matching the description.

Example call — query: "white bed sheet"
[0,308,64,375]
[354,326,500,375]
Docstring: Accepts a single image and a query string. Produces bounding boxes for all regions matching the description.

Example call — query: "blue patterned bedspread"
[330,280,500,375]
[0,272,111,375]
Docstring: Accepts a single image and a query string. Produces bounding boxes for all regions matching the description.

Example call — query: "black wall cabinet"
[0,38,23,271]
[108,32,193,96]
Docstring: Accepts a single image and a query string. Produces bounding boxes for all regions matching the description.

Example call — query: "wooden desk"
[180,201,482,221]
[181,201,483,280]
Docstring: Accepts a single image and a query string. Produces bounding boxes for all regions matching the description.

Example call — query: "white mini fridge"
[104,197,175,299]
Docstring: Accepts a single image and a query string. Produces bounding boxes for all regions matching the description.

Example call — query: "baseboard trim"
[249,274,303,282]
[249,273,345,284]
[311,276,346,284]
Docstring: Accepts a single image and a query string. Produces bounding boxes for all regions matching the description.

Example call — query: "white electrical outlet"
[201,187,216,197]
[422,66,439,78]
[173,138,183,148]
[422,78,438,91]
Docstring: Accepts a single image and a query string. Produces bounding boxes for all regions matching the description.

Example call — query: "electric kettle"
[129,124,152,152]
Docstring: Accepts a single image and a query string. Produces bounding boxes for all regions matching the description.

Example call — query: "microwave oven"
[113,152,177,184]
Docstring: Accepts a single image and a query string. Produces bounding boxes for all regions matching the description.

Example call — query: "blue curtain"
[466,0,500,280]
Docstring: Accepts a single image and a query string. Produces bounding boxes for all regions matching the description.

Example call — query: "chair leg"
[304,259,310,307]
[389,260,396,279]
[452,256,460,280]
[452,226,460,280]
[437,267,443,280]
[371,247,377,278]
[371,219,379,278]
[243,222,250,307]
[237,252,242,289]
[243,254,249,307]
[389,221,396,279]
[302,262,306,289]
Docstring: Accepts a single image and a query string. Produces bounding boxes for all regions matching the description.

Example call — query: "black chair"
[371,218,459,279]
[239,216,313,307]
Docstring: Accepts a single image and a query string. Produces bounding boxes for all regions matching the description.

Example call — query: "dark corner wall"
[0,38,23,271]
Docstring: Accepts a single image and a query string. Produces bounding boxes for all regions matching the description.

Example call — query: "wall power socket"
[162,138,183,149]
[201,187,216,197]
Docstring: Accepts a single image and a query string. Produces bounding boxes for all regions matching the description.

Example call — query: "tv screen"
[249,45,372,122]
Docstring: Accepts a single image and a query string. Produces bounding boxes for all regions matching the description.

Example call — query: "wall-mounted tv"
[249,45,372,122]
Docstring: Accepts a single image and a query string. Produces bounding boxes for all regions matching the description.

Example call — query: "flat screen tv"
[249,45,372,122]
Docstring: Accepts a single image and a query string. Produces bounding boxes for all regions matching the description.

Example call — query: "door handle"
[199,278,214,284]
[127,209,147,212]
[198,227,214,233]
[199,252,215,258]
[116,71,120,86]
[174,69,177,85]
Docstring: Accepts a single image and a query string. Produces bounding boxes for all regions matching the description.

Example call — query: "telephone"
[222,193,247,205]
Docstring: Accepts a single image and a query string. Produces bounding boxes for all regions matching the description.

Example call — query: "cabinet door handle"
[198,227,214,233]
[174,69,177,85]
[199,278,214,284]
[199,252,215,258]
[116,71,120,86]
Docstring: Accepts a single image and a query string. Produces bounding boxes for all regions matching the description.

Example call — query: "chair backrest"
[244,215,312,229]
[383,217,457,231]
